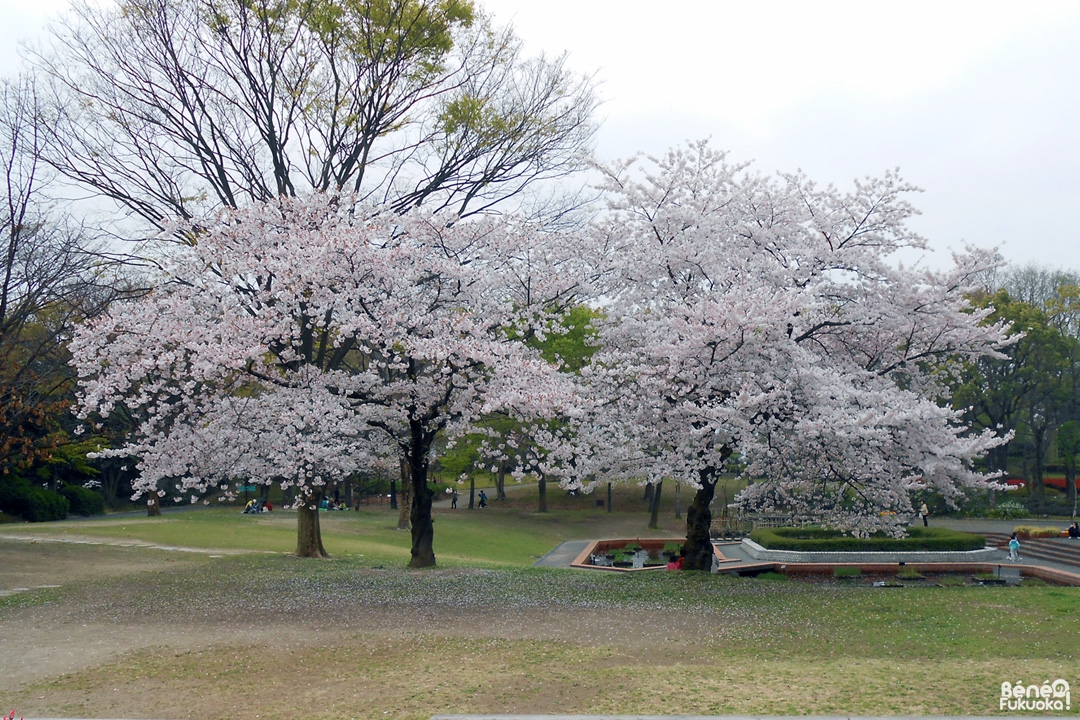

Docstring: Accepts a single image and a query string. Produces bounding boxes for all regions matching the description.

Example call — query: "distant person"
[478,490,487,509]
[1008,532,1021,562]
[451,490,458,509]
[244,499,256,514]
[1068,522,1079,539]
[264,501,273,512]
[919,502,929,527]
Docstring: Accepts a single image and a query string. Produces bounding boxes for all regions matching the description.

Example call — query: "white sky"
[3,0,1079,271]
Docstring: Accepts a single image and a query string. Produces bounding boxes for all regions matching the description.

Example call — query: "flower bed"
[571,538,725,572]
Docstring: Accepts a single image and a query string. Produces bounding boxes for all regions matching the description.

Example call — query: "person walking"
[451,490,458,509]
[1008,532,1021,562]
[919,502,929,527]
[478,490,487,509]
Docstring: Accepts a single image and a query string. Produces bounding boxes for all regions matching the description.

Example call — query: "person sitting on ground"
[264,500,273,512]
[243,498,256,514]
[1068,522,1079,539]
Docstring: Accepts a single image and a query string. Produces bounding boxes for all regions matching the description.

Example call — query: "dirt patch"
[0,537,211,592]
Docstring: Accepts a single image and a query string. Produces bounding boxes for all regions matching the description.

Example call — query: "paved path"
[534,540,590,568]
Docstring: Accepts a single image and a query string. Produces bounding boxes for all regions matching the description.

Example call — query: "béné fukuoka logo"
[1000,679,1070,711]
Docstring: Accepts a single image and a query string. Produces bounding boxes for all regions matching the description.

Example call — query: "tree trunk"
[390,477,398,510]
[295,495,328,558]
[1029,423,1049,512]
[648,480,663,529]
[674,481,681,519]
[643,483,653,502]
[468,474,475,509]
[681,471,717,571]
[101,465,120,505]
[496,461,507,501]
[408,422,437,568]
[607,482,612,513]
[537,474,547,513]
[147,497,161,517]
[397,458,411,530]
[1066,465,1077,516]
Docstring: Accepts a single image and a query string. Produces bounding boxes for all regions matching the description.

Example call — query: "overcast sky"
[3,0,1079,271]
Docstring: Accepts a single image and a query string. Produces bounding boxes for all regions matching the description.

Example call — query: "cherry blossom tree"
[70,194,585,562]
[581,141,1010,569]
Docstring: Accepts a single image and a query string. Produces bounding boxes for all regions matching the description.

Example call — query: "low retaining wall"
[571,538,726,572]
[741,537,1001,564]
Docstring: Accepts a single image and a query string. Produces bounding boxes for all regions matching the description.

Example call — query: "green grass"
[3,505,612,567]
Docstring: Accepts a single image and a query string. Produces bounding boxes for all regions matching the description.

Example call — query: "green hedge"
[0,476,70,522]
[749,526,985,552]
[61,484,105,516]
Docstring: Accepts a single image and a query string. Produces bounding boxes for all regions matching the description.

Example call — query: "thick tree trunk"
[648,480,663,529]
[537,474,547,513]
[408,422,437,568]
[101,466,120,505]
[643,483,653,502]
[296,497,328,558]
[147,497,161,517]
[396,459,411,530]
[681,471,717,571]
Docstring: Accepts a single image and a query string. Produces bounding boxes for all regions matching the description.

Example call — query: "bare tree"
[32,0,598,229]
[0,76,120,476]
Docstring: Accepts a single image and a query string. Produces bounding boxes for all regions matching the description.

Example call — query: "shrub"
[749,526,985,552]
[985,501,1030,520]
[61,484,105,516]
[1012,526,1062,538]
[0,477,70,522]
[834,566,861,578]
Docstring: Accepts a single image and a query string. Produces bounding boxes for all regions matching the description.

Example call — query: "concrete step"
[983,534,1080,566]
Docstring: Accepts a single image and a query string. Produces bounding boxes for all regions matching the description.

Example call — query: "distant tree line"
[955,265,1080,515]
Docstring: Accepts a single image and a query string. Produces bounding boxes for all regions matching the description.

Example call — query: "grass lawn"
[2,497,1077,719]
